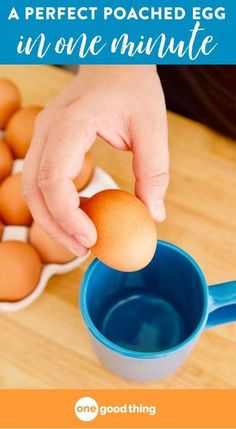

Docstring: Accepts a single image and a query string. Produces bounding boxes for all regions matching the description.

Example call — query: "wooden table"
[0,65,235,389]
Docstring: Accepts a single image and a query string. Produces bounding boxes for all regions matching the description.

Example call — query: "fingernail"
[75,233,93,248]
[150,200,166,222]
[68,246,88,257]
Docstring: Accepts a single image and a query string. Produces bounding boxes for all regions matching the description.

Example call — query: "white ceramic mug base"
[90,332,197,382]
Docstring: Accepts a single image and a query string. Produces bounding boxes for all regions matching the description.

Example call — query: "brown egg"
[5,106,42,158]
[81,189,157,272]
[74,152,95,191]
[0,241,41,301]
[0,79,21,129]
[0,223,3,241]
[0,173,32,226]
[0,140,13,183]
[29,222,75,264]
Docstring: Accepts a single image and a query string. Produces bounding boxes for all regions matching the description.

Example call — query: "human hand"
[22,65,169,256]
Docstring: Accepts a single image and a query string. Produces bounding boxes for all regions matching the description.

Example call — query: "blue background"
[0,0,235,64]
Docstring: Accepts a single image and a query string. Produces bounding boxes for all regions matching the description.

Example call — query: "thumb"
[131,109,169,222]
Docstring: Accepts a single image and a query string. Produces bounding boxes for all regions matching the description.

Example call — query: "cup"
[79,240,236,382]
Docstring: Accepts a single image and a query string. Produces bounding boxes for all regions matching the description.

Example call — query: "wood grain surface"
[0,65,235,389]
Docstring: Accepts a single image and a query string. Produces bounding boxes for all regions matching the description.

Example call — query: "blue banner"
[0,0,235,64]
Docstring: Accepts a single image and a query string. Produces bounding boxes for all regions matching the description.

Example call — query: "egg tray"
[0,159,118,313]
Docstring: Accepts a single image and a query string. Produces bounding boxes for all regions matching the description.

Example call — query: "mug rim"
[79,240,209,359]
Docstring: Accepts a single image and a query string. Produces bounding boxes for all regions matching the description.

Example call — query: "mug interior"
[80,241,208,356]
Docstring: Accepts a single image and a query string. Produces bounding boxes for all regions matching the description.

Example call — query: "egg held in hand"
[29,222,75,264]
[0,79,21,129]
[0,173,32,226]
[81,189,157,272]
[5,106,42,158]
[0,241,41,301]
[0,140,13,183]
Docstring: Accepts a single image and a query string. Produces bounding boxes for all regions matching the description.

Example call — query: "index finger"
[38,116,97,248]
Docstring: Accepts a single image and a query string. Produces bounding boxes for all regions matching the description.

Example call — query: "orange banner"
[0,390,235,428]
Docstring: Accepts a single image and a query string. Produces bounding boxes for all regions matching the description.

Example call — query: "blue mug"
[80,241,236,382]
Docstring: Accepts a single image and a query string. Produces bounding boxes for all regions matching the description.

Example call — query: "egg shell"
[0,167,118,312]
[74,152,95,191]
[0,172,32,226]
[81,189,157,272]
[0,240,41,301]
[0,139,13,183]
[0,223,3,241]
[0,79,21,129]
[29,222,75,264]
[5,106,42,158]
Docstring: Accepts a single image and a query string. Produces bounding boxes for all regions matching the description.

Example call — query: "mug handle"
[206,281,236,328]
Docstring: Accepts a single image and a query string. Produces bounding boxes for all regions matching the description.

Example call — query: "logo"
[74,397,99,422]
[74,396,157,422]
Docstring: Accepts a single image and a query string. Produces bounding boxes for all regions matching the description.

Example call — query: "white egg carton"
[0,159,118,312]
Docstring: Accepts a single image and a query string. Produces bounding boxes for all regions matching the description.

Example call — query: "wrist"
[78,65,156,78]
